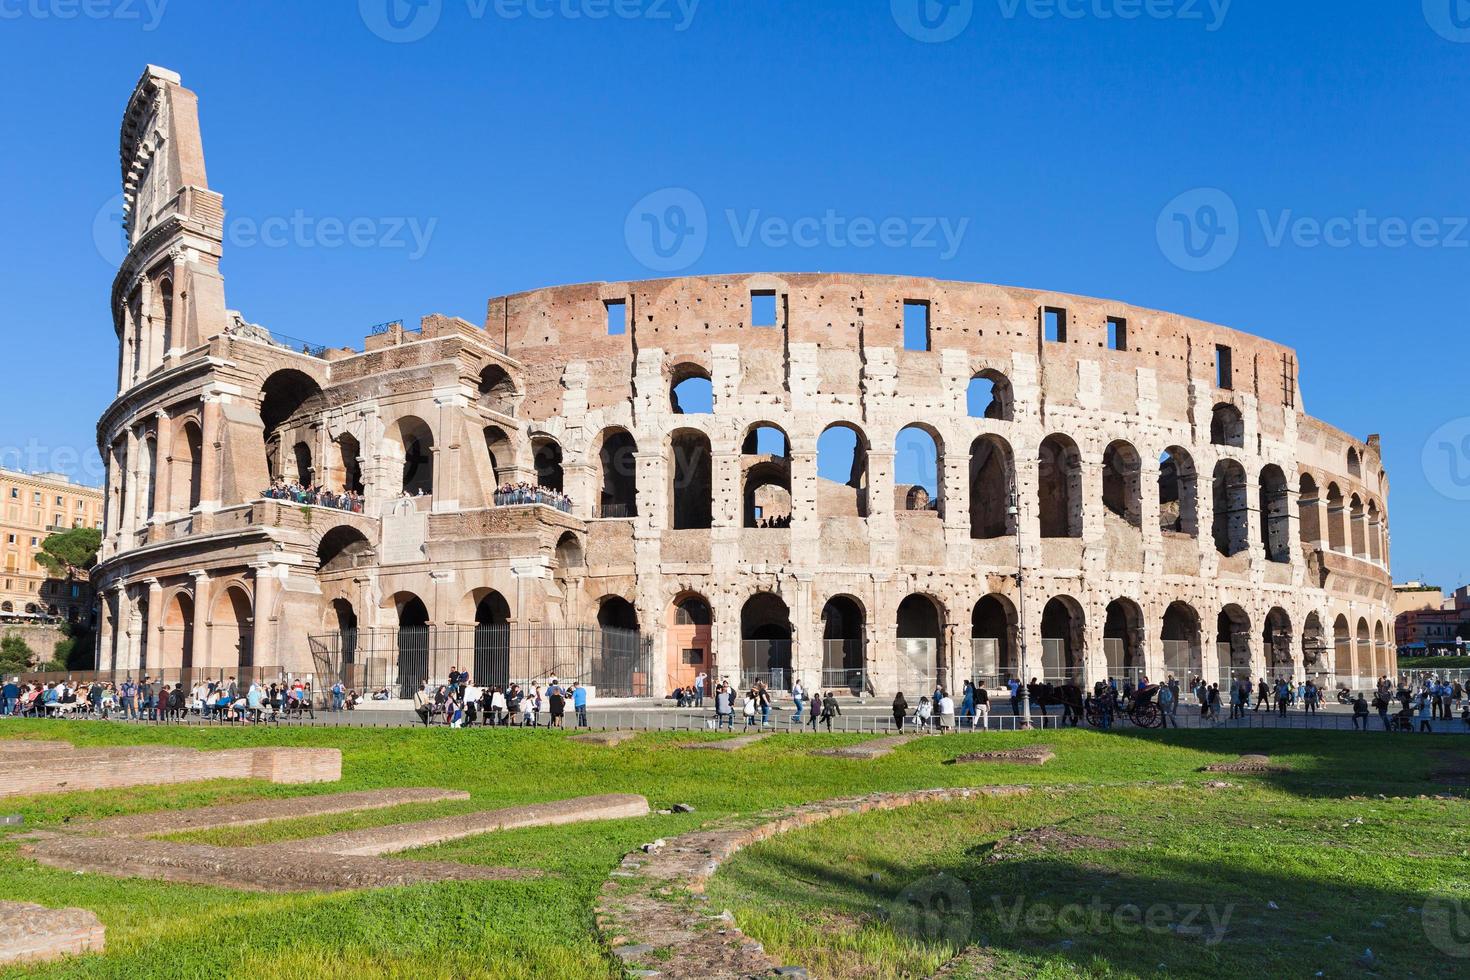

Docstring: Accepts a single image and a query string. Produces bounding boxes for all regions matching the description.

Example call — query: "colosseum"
[94,66,1396,701]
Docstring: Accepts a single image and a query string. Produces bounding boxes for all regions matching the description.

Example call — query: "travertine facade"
[95,66,1394,697]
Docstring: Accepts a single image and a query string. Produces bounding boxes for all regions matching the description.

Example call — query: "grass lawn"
[0,722,1466,978]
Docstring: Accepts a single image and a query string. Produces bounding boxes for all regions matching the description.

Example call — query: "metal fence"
[307,626,653,699]
[9,665,290,690]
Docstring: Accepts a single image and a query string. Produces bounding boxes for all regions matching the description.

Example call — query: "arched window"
[816,423,869,518]
[337,434,364,495]
[1367,500,1383,563]
[670,429,712,530]
[1158,447,1198,536]
[743,424,791,528]
[1349,493,1367,557]
[969,435,1015,539]
[1211,459,1249,556]
[1297,474,1321,546]
[477,364,516,416]
[1325,482,1347,552]
[596,428,638,519]
[293,441,315,487]
[1210,404,1244,448]
[1346,447,1361,478]
[532,436,564,492]
[1102,440,1142,528]
[159,278,174,355]
[179,420,204,512]
[259,369,324,482]
[483,426,512,487]
[1259,465,1290,563]
[966,370,1013,421]
[1038,434,1082,538]
[896,425,942,516]
[318,526,371,574]
[392,417,435,496]
[670,364,713,414]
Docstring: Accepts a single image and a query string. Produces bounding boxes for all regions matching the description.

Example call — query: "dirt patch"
[569,731,639,747]
[1202,754,1286,774]
[986,826,1124,863]
[81,788,471,838]
[951,745,1055,766]
[814,735,913,760]
[682,733,771,752]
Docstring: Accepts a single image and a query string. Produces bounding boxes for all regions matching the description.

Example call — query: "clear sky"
[1,0,1466,587]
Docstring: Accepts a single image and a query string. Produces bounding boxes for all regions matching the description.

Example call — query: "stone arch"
[389,591,431,698]
[143,432,159,520]
[595,427,639,519]
[211,583,254,671]
[1217,604,1252,683]
[1038,433,1082,538]
[971,594,1017,685]
[176,418,203,512]
[817,422,870,519]
[667,591,714,691]
[555,531,585,575]
[1102,440,1143,528]
[969,434,1015,539]
[669,428,712,530]
[1259,464,1290,563]
[1325,482,1347,552]
[1297,473,1321,546]
[1347,446,1362,478]
[468,588,512,688]
[1301,612,1327,676]
[335,433,364,495]
[292,440,315,487]
[1161,601,1202,681]
[1040,595,1085,685]
[1367,499,1383,563]
[1158,447,1198,536]
[1263,606,1293,678]
[743,423,791,528]
[1373,620,1388,679]
[1355,617,1372,685]
[1211,459,1249,556]
[966,369,1013,421]
[387,415,435,496]
[1333,614,1353,685]
[259,369,325,482]
[483,425,514,487]
[741,591,793,689]
[317,525,372,575]
[670,363,714,414]
[158,588,194,672]
[477,363,517,416]
[895,424,943,516]
[1103,597,1145,682]
[897,592,947,692]
[532,435,564,492]
[820,594,867,692]
[1349,493,1367,557]
[1210,403,1244,448]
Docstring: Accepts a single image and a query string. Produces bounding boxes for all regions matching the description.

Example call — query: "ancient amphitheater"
[94,66,1395,700]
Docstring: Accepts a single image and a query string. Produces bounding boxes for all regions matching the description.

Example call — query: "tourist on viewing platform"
[891,691,908,732]
[493,482,572,513]
[262,480,363,513]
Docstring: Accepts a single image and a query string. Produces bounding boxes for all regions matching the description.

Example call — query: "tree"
[35,527,101,580]
[0,634,34,674]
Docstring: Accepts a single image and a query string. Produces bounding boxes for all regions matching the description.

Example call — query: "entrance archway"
[741,592,793,690]
[971,594,1017,687]
[821,595,866,694]
[472,590,512,688]
[1103,598,1144,685]
[1040,596,1084,685]
[667,593,713,693]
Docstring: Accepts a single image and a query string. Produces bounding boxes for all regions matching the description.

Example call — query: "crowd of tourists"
[0,674,369,722]
[493,483,572,513]
[262,480,365,513]
[412,667,589,728]
[752,514,792,529]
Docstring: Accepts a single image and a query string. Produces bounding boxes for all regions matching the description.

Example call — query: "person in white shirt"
[938,692,956,732]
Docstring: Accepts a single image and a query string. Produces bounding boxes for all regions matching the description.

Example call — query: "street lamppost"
[1008,489,1033,730]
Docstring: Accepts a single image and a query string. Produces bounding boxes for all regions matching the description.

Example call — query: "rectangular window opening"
[751,291,778,328]
[1107,316,1127,351]
[903,300,931,351]
[604,299,627,336]
[1215,344,1234,389]
[1044,307,1067,343]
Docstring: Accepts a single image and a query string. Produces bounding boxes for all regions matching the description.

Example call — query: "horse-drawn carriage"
[1084,683,1165,729]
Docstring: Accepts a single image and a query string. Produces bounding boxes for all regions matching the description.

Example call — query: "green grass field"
[1399,655,1470,670]
[1,722,1467,979]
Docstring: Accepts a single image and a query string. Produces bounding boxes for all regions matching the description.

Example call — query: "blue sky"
[1,0,1467,587]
